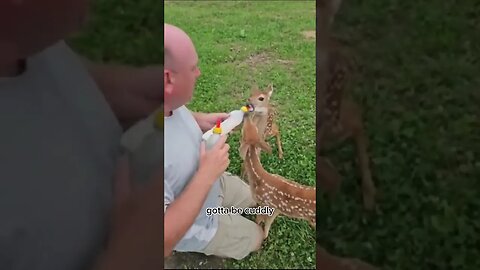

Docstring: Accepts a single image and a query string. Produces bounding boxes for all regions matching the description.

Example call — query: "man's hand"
[82,57,163,130]
[193,112,229,132]
[198,134,230,182]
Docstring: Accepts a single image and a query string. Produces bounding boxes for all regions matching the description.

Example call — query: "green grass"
[68,0,163,65]
[318,1,480,269]
[164,1,316,269]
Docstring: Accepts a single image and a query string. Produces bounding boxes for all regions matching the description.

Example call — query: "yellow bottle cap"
[241,106,248,112]
[212,119,222,134]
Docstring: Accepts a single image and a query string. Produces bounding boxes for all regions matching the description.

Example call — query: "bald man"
[164,24,264,260]
[1,1,166,270]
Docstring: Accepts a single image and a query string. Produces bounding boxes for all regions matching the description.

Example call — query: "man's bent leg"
[199,214,263,260]
[219,172,256,208]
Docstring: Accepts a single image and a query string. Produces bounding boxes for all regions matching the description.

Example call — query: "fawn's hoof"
[255,215,264,225]
[263,230,270,240]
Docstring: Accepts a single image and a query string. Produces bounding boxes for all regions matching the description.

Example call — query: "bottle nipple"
[242,104,255,112]
[212,119,222,134]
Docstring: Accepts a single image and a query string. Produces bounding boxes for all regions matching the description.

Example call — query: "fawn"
[246,83,283,159]
[239,114,316,239]
[239,84,283,179]
[317,0,376,211]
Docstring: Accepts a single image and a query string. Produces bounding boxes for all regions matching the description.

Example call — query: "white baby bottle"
[202,104,254,141]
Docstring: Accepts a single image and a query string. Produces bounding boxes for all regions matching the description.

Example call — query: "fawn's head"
[239,116,272,160]
[247,83,274,114]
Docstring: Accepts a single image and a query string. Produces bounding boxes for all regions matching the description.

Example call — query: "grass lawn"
[71,0,316,269]
[318,1,480,269]
[67,0,480,269]
[164,1,317,269]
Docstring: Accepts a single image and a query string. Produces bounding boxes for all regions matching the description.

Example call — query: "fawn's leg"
[354,125,376,210]
[255,203,270,225]
[340,99,376,210]
[309,216,316,228]
[318,157,342,198]
[271,123,283,159]
[255,212,266,225]
[261,209,280,239]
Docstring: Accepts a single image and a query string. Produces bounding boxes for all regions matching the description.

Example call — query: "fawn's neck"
[245,145,266,181]
[245,145,316,197]
[251,110,269,137]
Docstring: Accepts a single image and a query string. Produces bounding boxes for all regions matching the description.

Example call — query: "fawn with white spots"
[317,0,377,210]
[239,113,315,239]
[239,84,283,180]
[246,83,283,159]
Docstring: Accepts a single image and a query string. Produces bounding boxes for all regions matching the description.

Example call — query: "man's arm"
[191,112,208,131]
[164,135,229,257]
[81,57,163,130]
[163,170,215,257]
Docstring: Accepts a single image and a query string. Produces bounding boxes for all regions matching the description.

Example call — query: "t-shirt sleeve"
[164,164,174,212]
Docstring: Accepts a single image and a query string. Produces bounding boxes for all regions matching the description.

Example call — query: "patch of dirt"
[236,52,295,70]
[165,251,227,269]
[302,30,316,40]
[243,52,270,66]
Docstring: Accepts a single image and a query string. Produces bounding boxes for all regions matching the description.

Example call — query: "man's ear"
[164,70,175,94]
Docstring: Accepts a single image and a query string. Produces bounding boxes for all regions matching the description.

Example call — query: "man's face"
[176,52,201,104]
[165,48,201,110]
[0,0,89,58]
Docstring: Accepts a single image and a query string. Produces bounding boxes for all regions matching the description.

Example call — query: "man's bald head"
[164,23,197,70]
[164,23,201,112]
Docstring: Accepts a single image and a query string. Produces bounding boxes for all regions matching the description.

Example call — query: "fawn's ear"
[251,83,260,93]
[257,140,272,154]
[266,83,274,98]
[238,143,249,160]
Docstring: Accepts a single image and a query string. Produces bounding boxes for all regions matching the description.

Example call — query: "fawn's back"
[240,116,315,226]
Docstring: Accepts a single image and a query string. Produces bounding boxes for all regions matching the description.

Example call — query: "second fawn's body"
[240,115,315,239]
[317,0,377,210]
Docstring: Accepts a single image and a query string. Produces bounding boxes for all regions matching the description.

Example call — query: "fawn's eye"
[258,97,264,101]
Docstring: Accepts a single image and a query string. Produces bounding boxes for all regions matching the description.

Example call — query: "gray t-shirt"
[164,106,222,252]
[0,41,122,270]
